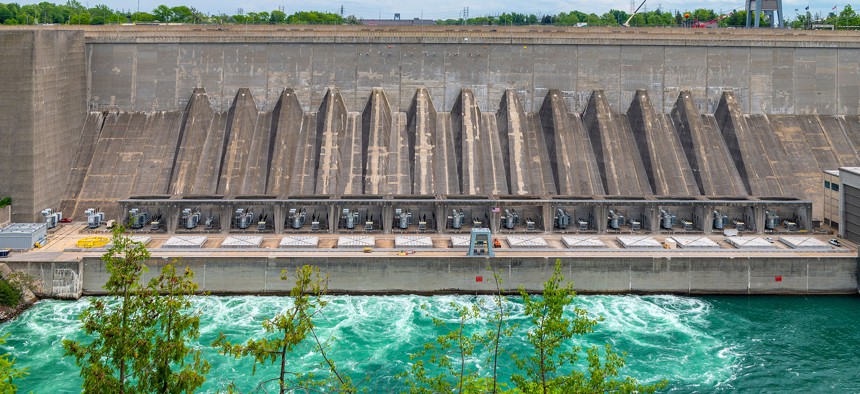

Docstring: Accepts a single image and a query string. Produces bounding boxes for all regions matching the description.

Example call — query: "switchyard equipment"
[417,217,428,232]
[341,208,359,230]
[182,208,201,230]
[608,210,625,230]
[234,208,254,230]
[783,219,798,231]
[449,209,465,230]
[502,209,519,230]
[310,215,321,231]
[555,209,571,230]
[288,208,307,229]
[86,208,105,229]
[630,220,641,232]
[394,208,413,230]
[680,219,693,231]
[149,213,162,231]
[765,210,780,230]
[204,216,215,230]
[733,219,746,231]
[525,219,536,231]
[472,216,483,227]
[364,214,375,231]
[256,214,269,231]
[41,208,62,229]
[660,209,677,230]
[128,208,148,229]
[714,211,728,230]
[577,219,589,231]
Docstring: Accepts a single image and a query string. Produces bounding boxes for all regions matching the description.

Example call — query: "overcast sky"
[57,1,852,19]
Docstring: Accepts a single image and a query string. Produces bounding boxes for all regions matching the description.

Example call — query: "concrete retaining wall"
[2,260,81,297]
[72,255,859,296]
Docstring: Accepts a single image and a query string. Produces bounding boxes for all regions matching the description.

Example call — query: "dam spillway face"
[61,87,860,220]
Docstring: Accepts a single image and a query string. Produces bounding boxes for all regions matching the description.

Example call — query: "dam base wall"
[26,255,847,296]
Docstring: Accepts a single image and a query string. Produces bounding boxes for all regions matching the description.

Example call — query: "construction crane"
[623,0,647,27]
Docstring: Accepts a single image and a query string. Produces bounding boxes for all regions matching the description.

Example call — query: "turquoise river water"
[1,295,859,393]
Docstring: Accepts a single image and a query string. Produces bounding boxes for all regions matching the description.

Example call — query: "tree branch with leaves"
[62,225,209,394]
[213,265,356,394]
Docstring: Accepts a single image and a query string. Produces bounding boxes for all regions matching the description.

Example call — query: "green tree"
[0,334,27,392]
[63,226,209,393]
[0,279,20,307]
[837,5,860,27]
[400,270,511,393]
[511,259,667,394]
[723,11,747,27]
[131,12,156,22]
[153,4,171,22]
[214,265,355,394]
[169,6,193,23]
[0,5,13,23]
[270,10,286,23]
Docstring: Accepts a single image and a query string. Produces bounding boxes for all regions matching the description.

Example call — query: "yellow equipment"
[77,236,109,248]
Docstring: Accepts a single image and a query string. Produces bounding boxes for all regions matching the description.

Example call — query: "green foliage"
[214,265,357,394]
[400,269,513,393]
[63,225,209,393]
[0,334,28,392]
[286,11,344,24]
[401,260,666,393]
[510,259,668,394]
[0,197,10,208]
[0,279,21,307]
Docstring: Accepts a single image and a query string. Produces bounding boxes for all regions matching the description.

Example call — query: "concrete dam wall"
[83,26,860,116]
[61,85,860,223]
[5,26,860,222]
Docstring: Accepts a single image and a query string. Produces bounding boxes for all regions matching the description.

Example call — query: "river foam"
[3,294,859,392]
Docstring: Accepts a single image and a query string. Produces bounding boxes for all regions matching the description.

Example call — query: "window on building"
[825,180,831,189]
[832,183,840,192]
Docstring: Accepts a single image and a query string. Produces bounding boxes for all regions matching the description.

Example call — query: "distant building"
[359,18,435,26]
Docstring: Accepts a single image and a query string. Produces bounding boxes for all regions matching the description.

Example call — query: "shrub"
[0,279,21,307]
[0,197,10,208]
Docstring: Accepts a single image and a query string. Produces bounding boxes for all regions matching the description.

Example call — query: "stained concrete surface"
[58,87,860,223]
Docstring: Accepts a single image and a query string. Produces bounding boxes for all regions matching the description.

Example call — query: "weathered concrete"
[628,90,699,196]
[69,255,858,296]
[66,26,860,116]
[0,30,86,222]
[715,91,783,196]
[49,86,860,224]
[6,26,860,224]
[671,91,747,196]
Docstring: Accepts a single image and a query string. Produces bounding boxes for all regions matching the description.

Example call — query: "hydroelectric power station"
[0,25,858,296]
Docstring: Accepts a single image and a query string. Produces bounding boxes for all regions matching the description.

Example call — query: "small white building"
[0,223,47,250]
